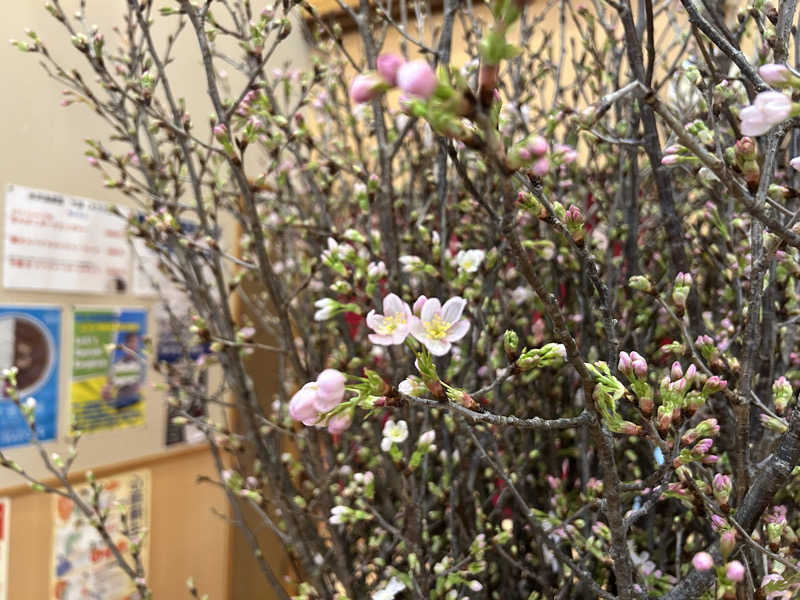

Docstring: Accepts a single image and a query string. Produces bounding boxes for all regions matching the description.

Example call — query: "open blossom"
[381,419,409,451]
[289,369,348,428]
[410,296,470,356]
[366,293,413,345]
[740,91,792,136]
[372,577,406,600]
[456,249,486,274]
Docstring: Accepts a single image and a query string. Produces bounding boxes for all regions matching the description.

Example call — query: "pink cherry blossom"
[315,369,346,411]
[692,551,713,571]
[726,560,745,582]
[758,63,791,85]
[740,91,792,136]
[790,156,800,171]
[367,293,413,345]
[396,60,437,99]
[349,73,385,104]
[410,296,470,356]
[377,53,405,86]
[327,412,352,435]
[289,384,319,424]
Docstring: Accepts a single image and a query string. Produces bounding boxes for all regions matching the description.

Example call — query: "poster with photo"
[3,185,130,294]
[0,306,60,447]
[71,308,147,433]
[51,470,150,600]
[0,498,9,600]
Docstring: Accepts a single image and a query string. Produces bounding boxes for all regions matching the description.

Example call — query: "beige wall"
[0,3,312,600]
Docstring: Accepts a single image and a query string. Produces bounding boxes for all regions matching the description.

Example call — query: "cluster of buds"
[618,351,653,416]
[350,53,438,104]
[516,343,567,371]
[673,437,717,467]
[731,137,760,187]
[586,361,641,435]
[563,204,585,244]
[710,515,737,559]
[656,362,705,431]
[507,134,550,174]
[773,376,794,414]
[672,272,692,316]
[681,418,720,446]
[712,474,732,512]
[289,369,353,434]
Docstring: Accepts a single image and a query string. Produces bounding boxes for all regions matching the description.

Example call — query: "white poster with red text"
[3,184,130,294]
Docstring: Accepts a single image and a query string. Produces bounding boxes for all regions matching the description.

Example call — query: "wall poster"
[51,470,150,600]
[0,306,60,447]
[3,184,130,294]
[71,308,148,434]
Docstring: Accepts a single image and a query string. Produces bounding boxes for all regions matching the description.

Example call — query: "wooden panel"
[6,446,231,600]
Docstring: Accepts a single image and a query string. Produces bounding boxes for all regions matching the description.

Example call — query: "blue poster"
[0,306,60,447]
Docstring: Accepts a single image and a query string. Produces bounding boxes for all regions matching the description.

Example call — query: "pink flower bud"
[740,91,792,137]
[531,156,549,176]
[618,351,632,376]
[758,63,791,84]
[692,551,713,571]
[685,364,697,384]
[630,351,648,378]
[694,438,713,455]
[213,124,227,139]
[315,369,346,411]
[376,53,405,86]
[661,154,679,166]
[289,385,319,423]
[396,60,437,99]
[327,412,352,435]
[349,73,386,104]
[671,361,683,381]
[790,156,800,171]
[725,560,745,582]
[527,135,549,156]
[413,295,428,316]
[720,529,736,559]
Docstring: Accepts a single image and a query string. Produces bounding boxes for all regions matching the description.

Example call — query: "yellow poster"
[51,470,150,600]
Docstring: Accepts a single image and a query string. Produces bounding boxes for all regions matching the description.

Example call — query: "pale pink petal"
[366,310,385,331]
[314,388,344,412]
[441,297,466,323]
[391,325,411,345]
[445,318,470,342]
[425,339,451,356]
[409,316,426,338]
[420,297,442,322]
[368,333,395,345]
[383,293,405,316]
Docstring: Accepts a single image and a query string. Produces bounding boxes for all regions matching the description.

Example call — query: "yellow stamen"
[423,314,452,340]
[378,313,407,335]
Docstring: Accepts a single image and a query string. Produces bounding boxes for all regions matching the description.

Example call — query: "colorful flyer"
[3,184,130,294]
[71,308,148,433]
[51,470,150,600]
[0,306,60,447]
[0,498,9,600]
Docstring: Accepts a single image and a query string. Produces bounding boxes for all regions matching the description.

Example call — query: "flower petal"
[425,338,451,356]
[441,296,466,323]
[420,297,441,322]
[383,293,405,316]
[368,333,395,345]
[445,318,470,342]
[366,310,385,331]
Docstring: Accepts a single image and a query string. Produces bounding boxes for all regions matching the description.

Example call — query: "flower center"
[423,314,451,340]
[378,313,407,335]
